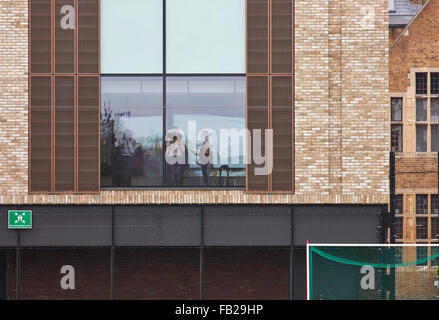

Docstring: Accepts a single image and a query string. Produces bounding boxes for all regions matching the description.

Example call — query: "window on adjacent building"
[416,125,427,152]
[416,98,428,121]
[391,98,402,121]
[416,73,428,95]
[416,218,429,240]
[432,217,439,240]
[431,73,439,95]
[391,125,403,152]
[394,195,403,214]
[101,0,163,73]
[432,195,439,214]
[166,0,245,73]
[395,217,403,240]
[431,125,439,152]
[416,195,428,214]
[431,98,439,121]
[416,245,428,265]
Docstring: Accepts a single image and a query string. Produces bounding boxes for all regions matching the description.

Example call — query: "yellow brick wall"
[0,0,390,205]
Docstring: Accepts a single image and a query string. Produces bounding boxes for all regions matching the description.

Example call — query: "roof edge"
[390,0,432,51]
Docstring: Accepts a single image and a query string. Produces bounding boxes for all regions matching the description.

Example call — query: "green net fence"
[308,245,439,300]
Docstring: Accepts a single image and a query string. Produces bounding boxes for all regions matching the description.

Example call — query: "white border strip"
[308,243,439,247]
[306,242,310,301]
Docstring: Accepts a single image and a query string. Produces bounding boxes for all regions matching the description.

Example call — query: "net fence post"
[306,240,309,300]
[16,230,20,301]
[200,205,204,301]
[111,205,115,300]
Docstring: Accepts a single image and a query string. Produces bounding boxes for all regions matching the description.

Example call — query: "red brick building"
[389,0,439,247]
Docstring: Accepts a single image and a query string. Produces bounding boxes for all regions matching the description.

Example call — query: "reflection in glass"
[166,0,245,73]
[101,77,163,187]
[166,77,246,187]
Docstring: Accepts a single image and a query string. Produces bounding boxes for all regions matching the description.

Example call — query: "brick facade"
[0,0,389,205]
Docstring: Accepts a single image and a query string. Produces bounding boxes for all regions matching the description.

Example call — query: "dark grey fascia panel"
[204,205,291,246]
[114,206,202,246]
[293,205,384,246]
[0,206,18,247]
[19,206,112,247]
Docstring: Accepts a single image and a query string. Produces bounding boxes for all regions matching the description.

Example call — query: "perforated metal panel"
[55,0,75,73]
[293,205,384,245]
[114,206,201,246]
[19,206,112,246]
[55,76,75,191]
[204,205,291,246]
[78,0,99,73]
[272,76,293,192]
[247,76,269,191]
[247,0,269,74]
[30,77,52,192]
[78,76,99,192]
[271,0,293,74]
[30,0,51,74]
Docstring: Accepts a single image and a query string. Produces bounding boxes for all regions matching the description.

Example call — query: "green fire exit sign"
[8,210,32,229]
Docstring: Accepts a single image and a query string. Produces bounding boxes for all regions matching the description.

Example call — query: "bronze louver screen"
[55,76,75,191]
[55,0,75,73]
[271,76,293,192]
[30,0,52,74]
[78,0,99,74]
[30,77,52,192]
[78,76,99,192]
[247,0,269,74]
[271,0,293,74]
[247,76,270,191]
[246,0,294,193]
[29,0,100,193]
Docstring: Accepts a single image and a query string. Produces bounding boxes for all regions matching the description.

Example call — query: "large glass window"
[101,0,163,73]
[100,1,247,189]
[166,0,245,73]
[101,77,163,187]
[166,77,246,187]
